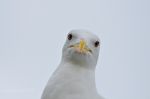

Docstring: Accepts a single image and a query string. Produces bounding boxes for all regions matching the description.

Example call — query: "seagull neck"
[60,60,96,73]
[56,60,97,90]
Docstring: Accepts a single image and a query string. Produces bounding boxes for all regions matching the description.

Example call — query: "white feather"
[41,29,104,99]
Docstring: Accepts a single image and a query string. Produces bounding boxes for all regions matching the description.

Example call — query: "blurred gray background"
[0,0,150,99]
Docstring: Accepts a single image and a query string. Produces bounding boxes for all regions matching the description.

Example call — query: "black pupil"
[68,34,72,40]
[95,41,99,47]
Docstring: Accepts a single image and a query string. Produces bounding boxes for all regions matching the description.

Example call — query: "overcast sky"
[0,0,150,99]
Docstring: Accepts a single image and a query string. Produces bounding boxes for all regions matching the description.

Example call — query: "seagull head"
[62,29,100,68]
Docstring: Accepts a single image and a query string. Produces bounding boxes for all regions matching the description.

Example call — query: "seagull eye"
[67,33,73,40]
[94,41,99,47]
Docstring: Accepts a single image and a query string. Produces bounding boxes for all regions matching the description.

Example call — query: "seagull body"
[41,30,104,99]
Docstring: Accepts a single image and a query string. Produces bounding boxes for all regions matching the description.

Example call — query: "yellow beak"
[76,39,92,53]
[69,40,92,53]
[79,39,86,51]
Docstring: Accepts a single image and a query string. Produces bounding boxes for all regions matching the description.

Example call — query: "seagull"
[41,29,104,99]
